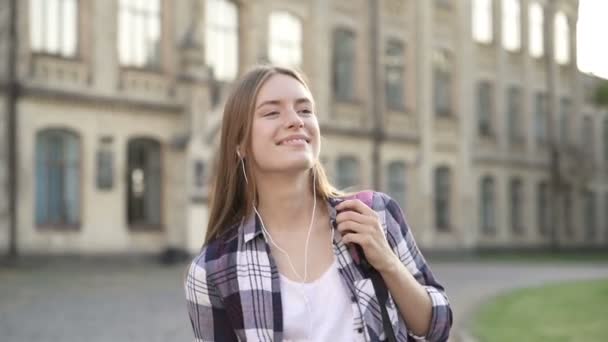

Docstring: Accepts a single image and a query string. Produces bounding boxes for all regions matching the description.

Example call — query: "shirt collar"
[240,195,343,245]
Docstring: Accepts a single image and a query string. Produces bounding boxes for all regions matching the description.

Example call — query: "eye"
[264,111,279,117]
[298,108,313,115]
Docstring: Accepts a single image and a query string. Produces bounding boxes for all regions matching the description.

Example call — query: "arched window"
[127,138,162,228]
[537,182,549,237]
[480,176,495,234]
[35,129,81,227]
[434,166,451,231]
[583,191,596,241]
[603,118,608,162]
[510,178,524,234]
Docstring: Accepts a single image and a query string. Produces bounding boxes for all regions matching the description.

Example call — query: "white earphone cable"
[239,156,323,337]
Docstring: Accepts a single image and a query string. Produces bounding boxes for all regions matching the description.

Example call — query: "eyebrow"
[255,98,313,110]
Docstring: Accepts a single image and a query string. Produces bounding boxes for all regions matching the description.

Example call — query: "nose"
[285,108,304,129]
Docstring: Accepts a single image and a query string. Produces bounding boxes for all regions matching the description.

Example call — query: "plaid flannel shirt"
[185,192,452,341]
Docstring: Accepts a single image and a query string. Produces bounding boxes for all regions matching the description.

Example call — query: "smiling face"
[247,73,320,175]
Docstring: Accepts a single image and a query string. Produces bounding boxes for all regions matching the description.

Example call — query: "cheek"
[308,118,321,150]
[250,121,276,155]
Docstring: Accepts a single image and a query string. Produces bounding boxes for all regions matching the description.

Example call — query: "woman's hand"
[335,199,399,273]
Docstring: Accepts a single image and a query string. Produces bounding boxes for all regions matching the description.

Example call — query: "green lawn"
[472,279,608,342]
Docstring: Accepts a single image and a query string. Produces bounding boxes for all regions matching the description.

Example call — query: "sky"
[577,0,608,79]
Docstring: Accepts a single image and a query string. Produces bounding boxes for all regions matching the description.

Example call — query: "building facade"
[0,0,606,257]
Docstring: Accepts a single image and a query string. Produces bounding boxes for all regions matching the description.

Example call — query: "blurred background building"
[0,0,606,258]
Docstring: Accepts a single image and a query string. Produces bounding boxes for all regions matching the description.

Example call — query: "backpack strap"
[341,191,397,342]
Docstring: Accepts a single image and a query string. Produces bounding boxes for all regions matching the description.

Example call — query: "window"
[118,0,161,68]
[385,39,405,110]
[29,0,77,57]
[96,137,114,190]
[387,161,406,208]
[510,178,524,235]
[603,118,608,162]
[194,160,206,188]
[333,28,356,100]
[502,0,521,51]
[35,129,80,226]
[537,182,549,237]
[529,2,544,58]
[559,98,571,145]
[472,0,493,44]
[582,116,594,158]
[605,192,608,242]
[507,86,522,143]
[433,49,452,116]
[535,92,548,144]
[127,138,162,227]
[434,166,451,231]
[477,80,494,136]
[436,0,451,7]
[583,191,596,241]
[480,176,496,235]
[563,186,573,237]
[554,12,570,65]
[205,0,238,81]
[268,11,302,68]
[336,156,359,190]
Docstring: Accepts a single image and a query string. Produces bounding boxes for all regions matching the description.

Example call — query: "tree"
[593,80,608,108]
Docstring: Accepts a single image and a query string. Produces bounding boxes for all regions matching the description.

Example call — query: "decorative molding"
[21,86,183,114]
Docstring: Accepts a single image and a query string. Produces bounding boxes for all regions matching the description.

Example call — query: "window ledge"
[32,52,82,62]
[119,65,164,75]
[435,110,455,118]
[128,223,164,232]
[118,68,173,99]
[29,54,90,87]
[36,223,81,231]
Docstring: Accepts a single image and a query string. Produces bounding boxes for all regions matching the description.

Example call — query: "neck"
[254,170,317,233]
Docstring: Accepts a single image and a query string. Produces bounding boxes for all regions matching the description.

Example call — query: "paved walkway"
[1,259,607,341]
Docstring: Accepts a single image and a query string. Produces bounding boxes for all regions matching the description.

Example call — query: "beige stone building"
[0,0,606,257]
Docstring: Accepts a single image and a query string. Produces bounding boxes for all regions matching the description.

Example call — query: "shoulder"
[368,191,401,213]
[187,226,240,281]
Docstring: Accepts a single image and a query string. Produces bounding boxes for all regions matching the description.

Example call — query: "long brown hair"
[204,65,341,245]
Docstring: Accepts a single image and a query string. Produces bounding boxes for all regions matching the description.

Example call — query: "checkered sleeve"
[184,252,237,341]
[379,193,453,342]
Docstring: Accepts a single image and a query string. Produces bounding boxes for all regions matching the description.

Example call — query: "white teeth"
[281,138,307,145]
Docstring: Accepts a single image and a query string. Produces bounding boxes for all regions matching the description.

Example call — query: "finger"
[336,210,376,225]
[336,199,377,217]
[337,221,372,235]
[341,232,370,247]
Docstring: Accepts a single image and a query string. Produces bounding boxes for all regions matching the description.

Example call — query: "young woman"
[184,65,452,341]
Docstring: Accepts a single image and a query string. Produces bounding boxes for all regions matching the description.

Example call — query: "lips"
[277,134,310,145]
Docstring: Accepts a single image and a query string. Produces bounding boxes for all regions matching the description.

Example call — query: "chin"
[272,158,315,173]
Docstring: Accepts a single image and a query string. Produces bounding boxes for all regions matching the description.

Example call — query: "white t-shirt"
[279,259,365,342]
